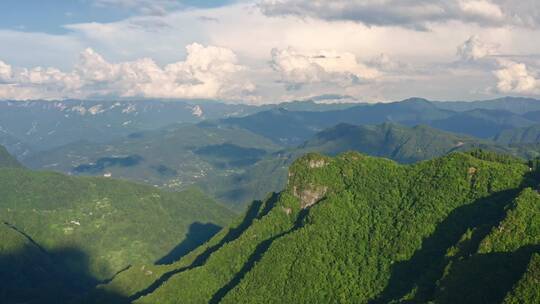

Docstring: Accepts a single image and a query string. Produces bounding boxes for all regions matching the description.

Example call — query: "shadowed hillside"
[0,223,130,304]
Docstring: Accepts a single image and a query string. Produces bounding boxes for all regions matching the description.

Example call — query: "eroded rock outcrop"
[293,184,328,209]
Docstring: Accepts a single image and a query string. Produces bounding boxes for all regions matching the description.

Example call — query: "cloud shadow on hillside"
[155,222,223,265]
[0,243,129,304]
[369,185,537,304]
[73,155,144,174]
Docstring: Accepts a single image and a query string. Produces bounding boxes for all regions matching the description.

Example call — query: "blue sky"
[1,1,129,34]
[0,1,539,103]
[0,0,235,34]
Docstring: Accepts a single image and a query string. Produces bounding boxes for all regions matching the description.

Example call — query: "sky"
[0,0,540,104]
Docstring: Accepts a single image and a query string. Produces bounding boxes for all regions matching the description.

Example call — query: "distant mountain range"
[1,96,540,303]
[434,96,540,114]
[25,119,540,209]
[223,98,540,146]
[2,97,540,158]
[0,99,270,157]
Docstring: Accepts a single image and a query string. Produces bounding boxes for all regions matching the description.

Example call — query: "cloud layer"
[270,48,379,90]
[1,1,540,102]
[0,43,254,100]
[93,0,183,15]
[260,0,536,30]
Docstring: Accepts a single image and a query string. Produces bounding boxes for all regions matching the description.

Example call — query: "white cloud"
[457,35,499,61]
[0,61,12,82]
[458,0,504,21]
[0,43,254,100]
[367,53,415,73]
[2,2,540,103]
[270,47,379,90]
[494,59,539,94]
[0,85,41,100]
[496,0,540,28]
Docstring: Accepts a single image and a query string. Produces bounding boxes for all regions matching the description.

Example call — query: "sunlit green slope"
[96,150,539,303]
[0,149,236,303]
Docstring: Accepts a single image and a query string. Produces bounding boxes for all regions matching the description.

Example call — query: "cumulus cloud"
[458,0,503,20]
[457,35,499,61]
[2,2,540,103]
[366,53,415,73]
[0,61,12,82]
[270,47,379,90]
[493,59,539,94]
[0,43,254,100]
[453,36,540,96]
[259,0,533,30]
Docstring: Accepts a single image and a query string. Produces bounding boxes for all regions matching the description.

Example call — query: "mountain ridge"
[92,150,540,303]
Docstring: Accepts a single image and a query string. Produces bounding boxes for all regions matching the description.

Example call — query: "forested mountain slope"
[298,123,503,163]
[222,98,453,146]
[495,124,540,145]
[2,97,539,159]
[24,123,281,209]
[429,109,535,138]
[94,151,540,304]
[0,100,268,157]
[223,98,540,145]
[0,145,22,168]
[31,120,538,212]
[0,148,235,303]
[523,111,540,122]
[434,97,540,114]
[205,123,539,209]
